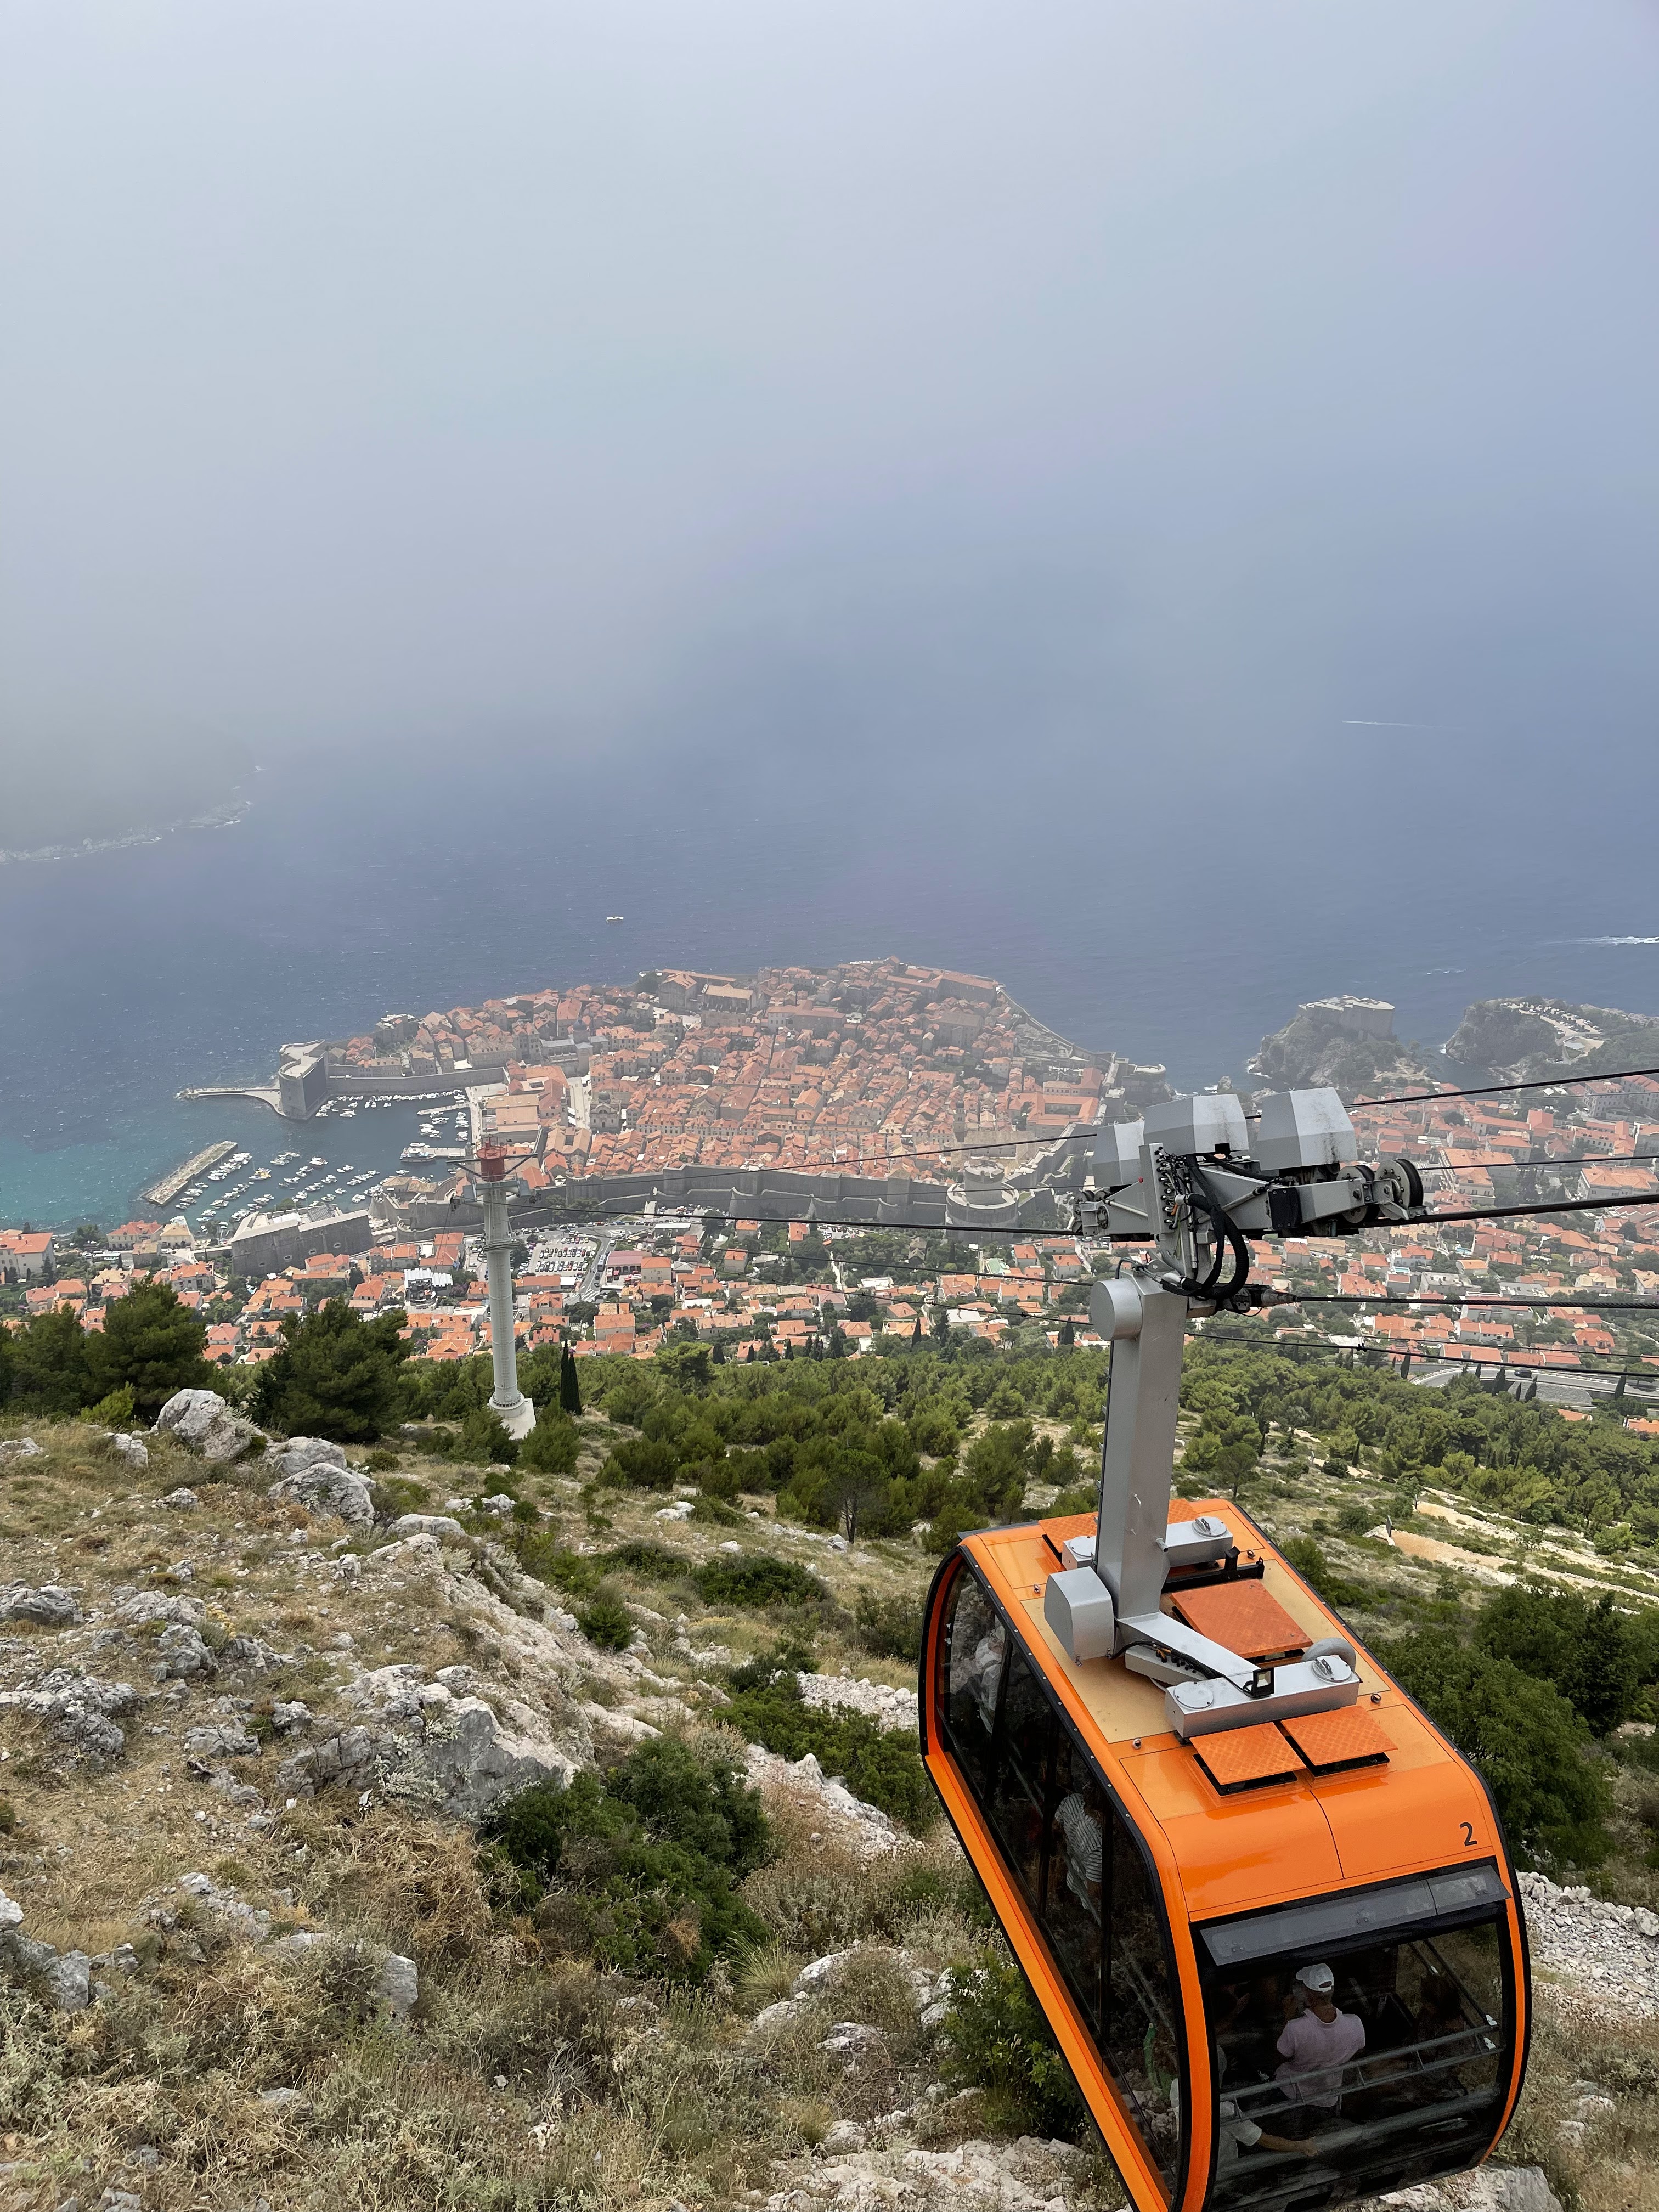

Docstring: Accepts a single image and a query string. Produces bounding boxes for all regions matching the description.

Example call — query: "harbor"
[140,1138,237,1207]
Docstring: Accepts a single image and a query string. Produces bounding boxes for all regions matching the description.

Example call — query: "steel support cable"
[1188,1327,1659,1389]
[517,1186,1659,1238]
[583,1115,1659,1193]
[683,1056,1659,1183]
[1350,1060,1659,1109]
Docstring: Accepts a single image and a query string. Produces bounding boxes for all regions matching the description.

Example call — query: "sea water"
[3,739,1656,1229]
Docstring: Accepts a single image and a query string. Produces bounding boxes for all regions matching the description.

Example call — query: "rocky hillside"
[1442,999,1659,1085]
[0,1400,1646,2212]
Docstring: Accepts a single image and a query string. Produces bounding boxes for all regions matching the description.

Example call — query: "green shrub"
[726,1674,935,1833]
[608,1538,698,1583]
[1279,1536,1371,1609]
[479,1735,771,1981]
[853,1586,923,1663]
[1047,1483,1097,1518]
[1474,1585,1640,1739]
[512,1537,602,1598]
[518,1412,582,1475]
[364,1448,402,1472]
[80,1385,138,1427]
[939,1949,1086,2138]
[695,1552,828,1610]
[452,1407,518,1467]
[600,1436,680,1489]
[369,1474,431,1519]
[691,1492,745,1526]
[578,1592,634,1651]
[1383,1629,1612,1869]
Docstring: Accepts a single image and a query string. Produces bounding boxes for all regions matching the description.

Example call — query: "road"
[1410,1363,1659,1413]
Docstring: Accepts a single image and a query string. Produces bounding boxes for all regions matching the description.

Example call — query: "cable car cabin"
[919,1502,1528,2212]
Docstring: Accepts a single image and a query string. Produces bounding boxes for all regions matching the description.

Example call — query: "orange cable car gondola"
[917,1088,1528,2212]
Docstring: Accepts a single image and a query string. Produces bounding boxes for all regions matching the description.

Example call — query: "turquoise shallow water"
[3,736,1656,1232]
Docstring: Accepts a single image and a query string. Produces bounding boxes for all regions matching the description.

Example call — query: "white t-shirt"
[1171,2081,1262,2169]
[1276,2007,1365,2106]
[1217,2098,1263,2166]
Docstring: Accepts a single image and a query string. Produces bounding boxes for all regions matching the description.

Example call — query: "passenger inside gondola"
[1203,1922,1508,2208]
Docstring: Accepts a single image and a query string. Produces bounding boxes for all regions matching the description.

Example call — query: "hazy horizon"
[4,2,1657,837]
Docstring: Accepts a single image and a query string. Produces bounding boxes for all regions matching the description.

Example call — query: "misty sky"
[3,1,1657,819]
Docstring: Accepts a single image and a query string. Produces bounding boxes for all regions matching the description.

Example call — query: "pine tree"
[89,1279,212,1419]
[10,1303,93,1415]
[253,1301,410,1442]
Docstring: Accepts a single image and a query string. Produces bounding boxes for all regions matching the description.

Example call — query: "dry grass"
[9,1413,1646,2212]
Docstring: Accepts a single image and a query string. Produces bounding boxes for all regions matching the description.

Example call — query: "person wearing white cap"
[1274,1962,1365,2120]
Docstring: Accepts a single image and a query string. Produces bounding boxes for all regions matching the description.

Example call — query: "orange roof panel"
[1192,1724,1302,1795]
[1283,1706,1392,1773]
[1169,1580,1310,1660]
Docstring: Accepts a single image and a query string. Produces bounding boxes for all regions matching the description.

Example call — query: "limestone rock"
[416,1694,571,1819]
[43,1950,93,2011]
[0,1892,94,2014]
[176,1871,273,1942]
[0,1584,82,1627]
[390,1513,468,1541]
[375,1951,419,2017]
[271,1700,313,1732]
[109,1433,150,1470]
[0,1671,136,1768]
[268,1450,375,1528]
[1517,1869,1659,2015]
[269,1436,347,1475]
[746,1745,904,1857]
[160,1486,197,1509]
[153,1623,216,1680]
[185,1723,259,1759]
[0,1437,42,1462]
[799,1672,918,1734]
[771,2135,1085,2212]
[1357,2166,1564,2212]
[117,1589,205,1629]
[154,1388,266,1463]
[820,2020,887,2058]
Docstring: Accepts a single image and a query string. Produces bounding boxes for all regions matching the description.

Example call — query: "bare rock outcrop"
[0,1584,82,1628]
[267,1438,375,1528]
[0,1669,137,1768]
[154,1389,267,1464]
[0,1887,94,2012]
[276,1664,573,1819]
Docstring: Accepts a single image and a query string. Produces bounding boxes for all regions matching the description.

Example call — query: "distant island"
[0,794,252,869]
[0,733,253,864]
